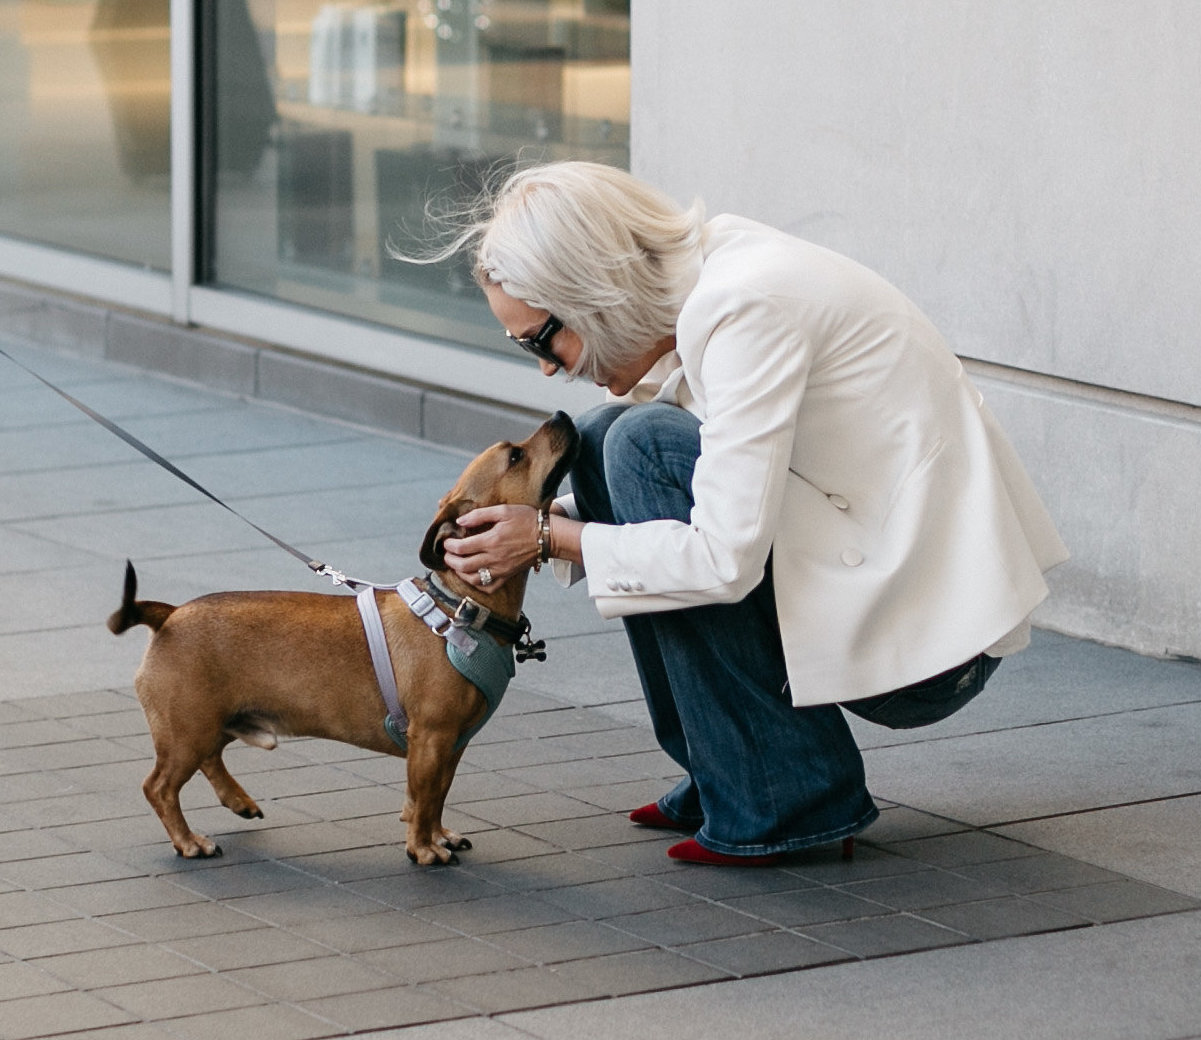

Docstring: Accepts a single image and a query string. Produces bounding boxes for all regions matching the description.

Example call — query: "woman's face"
[484,283,673,397]
[484,283,580,379]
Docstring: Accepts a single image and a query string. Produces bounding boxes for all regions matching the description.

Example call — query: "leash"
[0,343,379,590]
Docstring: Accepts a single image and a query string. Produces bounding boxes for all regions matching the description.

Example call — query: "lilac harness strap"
[356,580,483,725]
[356,586,406,729]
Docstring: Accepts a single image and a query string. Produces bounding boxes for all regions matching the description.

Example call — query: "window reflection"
[0,0,171,269]
[209,0,630,352]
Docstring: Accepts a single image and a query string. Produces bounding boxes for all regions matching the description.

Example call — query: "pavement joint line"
[860,695,1201,750]
[980,789,1201,828]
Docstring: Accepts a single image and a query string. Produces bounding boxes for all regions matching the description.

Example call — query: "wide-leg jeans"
[571,402,879,855]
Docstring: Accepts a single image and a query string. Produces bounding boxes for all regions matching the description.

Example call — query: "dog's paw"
[235,807,264,820]
[175,837,223,859]
[406,844,460,866]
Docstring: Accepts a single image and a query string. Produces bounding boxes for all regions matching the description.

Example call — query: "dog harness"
[356,576,538,754]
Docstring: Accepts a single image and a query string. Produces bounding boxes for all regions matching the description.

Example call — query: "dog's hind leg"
[142,751,223,858]
[200,737,264,821]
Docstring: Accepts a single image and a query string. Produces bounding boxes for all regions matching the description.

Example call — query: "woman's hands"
[441,504,541,591]
[442,504,584,591]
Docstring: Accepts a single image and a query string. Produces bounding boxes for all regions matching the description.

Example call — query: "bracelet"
[535,509,552,570]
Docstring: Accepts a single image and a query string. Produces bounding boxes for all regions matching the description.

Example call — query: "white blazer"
[572,215,1069,706]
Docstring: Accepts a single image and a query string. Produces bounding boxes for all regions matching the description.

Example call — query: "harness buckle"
[453,596,490,630]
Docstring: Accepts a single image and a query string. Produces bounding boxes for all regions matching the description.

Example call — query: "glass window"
[0,0,171,269]
[205,0,630,354]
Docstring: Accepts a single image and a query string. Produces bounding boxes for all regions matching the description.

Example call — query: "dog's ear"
[419,498,475,571]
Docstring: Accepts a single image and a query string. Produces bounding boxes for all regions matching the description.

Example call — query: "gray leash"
[0,344,376,590]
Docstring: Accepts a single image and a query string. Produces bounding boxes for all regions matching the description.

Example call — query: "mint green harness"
[358,579,523,756]
[382,633,514,754]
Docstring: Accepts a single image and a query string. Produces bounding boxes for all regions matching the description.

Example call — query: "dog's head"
[419,411,580,571]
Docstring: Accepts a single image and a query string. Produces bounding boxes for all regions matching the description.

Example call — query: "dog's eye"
[508,446,525,467]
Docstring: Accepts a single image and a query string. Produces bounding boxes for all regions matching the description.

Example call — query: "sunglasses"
[506,314,564,368]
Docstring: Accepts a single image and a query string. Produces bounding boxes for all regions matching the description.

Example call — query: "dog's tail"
[107,560,176,635]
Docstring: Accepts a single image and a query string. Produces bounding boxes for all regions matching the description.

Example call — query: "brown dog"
[108,412,578,865]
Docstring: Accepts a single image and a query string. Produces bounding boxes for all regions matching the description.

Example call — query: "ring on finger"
[478,566,493,587]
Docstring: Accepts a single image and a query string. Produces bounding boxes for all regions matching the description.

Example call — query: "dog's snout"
[547,410,575,435]
[538,413,580,503]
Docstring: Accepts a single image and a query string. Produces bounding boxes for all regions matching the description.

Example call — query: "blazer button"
[829,494,850,510]
[841,548,864,567]
[606,579,620,591]
[619,581,633,592]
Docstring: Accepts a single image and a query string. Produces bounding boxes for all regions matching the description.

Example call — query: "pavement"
[1,335,1200,1040]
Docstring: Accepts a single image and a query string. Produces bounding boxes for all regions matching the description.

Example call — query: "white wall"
[632,0,1201,657]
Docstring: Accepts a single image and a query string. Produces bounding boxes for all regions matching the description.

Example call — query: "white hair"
[399,161,706,382]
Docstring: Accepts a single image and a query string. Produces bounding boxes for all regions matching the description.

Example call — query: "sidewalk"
[2,336,1200,1040]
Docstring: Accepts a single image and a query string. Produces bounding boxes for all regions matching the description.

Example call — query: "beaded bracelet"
[535,509,552,571]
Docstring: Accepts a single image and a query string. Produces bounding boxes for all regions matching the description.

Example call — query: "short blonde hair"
[409,161,705,382]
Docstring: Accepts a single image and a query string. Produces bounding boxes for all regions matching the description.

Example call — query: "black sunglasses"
[507,314,564,367]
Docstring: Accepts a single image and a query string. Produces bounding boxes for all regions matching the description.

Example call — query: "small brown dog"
[108,412,578,865]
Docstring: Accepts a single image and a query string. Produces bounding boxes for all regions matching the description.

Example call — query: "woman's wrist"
[545,511,585,567]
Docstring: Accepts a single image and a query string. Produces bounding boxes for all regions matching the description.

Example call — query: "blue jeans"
[840,653,1001,729]
[571,402,879,855]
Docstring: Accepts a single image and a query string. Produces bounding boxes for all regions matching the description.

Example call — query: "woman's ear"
[419,499,475,571]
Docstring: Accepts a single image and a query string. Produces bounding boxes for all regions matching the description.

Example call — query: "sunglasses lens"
[508,315,562,367]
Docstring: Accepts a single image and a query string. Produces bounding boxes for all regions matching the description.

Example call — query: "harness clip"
[312,563,353,587]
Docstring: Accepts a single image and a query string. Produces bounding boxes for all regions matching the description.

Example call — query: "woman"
[434,161,1068,866]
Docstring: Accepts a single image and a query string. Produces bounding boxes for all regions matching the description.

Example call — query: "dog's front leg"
[403,733,467,865]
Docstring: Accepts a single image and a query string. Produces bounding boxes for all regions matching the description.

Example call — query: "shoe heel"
[841,836,855,861]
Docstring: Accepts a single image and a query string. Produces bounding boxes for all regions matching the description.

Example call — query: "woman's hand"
[441,504,540,591]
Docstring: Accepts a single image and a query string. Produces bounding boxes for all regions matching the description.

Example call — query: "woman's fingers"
[441,504,539,588]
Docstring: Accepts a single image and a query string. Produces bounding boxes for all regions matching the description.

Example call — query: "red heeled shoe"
[667,836,856,867]
[628,803,693,831]
[667,838,783,867]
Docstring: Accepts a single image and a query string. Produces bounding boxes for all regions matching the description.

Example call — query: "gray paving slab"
[491,910,1201,1040]
[851,627,1201,745]
[0,416,169,475]
[0,619,148,700]
[3,338,1201,1039]
[861,700,1201,826]
[0,460,199,523]
[998,795,1201,898]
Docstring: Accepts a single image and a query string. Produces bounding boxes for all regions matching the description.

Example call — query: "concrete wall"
[633,1,1201,658]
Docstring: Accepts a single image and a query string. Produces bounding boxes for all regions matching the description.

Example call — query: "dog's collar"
[419,573,530,648]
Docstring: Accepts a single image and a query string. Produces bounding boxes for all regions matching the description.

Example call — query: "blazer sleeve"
[581,289,814,617]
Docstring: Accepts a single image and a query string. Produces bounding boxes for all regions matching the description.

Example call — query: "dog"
[108,411,579,865]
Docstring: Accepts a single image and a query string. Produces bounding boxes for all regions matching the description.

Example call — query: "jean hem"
[694,800,880,857]
[656,798,704,830]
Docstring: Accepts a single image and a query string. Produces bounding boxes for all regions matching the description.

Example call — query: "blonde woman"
[431,162,1067,866]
